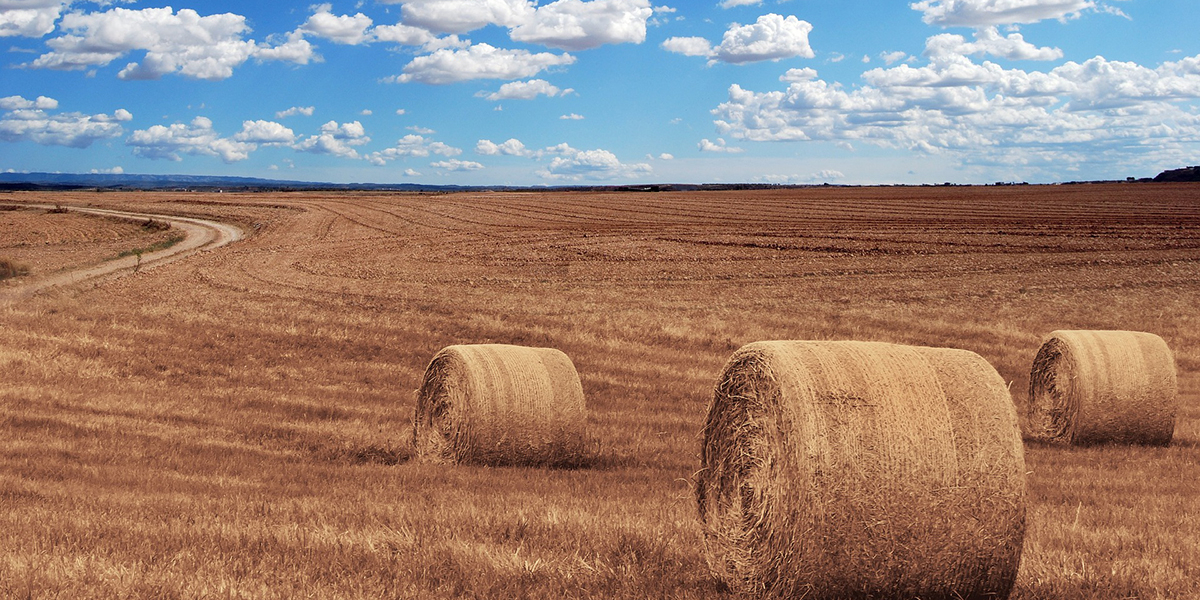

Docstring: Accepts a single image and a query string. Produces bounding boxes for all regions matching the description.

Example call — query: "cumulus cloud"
[25,6,311,80]
[276,106,315,119]
[233,120,296,145]
[560,113,584,119]
[431,158,484,171]
[300,4,374,45]
[393,43,575,84]
[476,138,532,156]
[661,36,711,57]
[255,30,319,65]
[663,13,814,65]
[698,137,744,153]
[911,0,1096,27]
[479,78,571,100]
[925,26,1062,61]
[388,0,534,35]
[381,0,653,50]
[365,133,461,165]
[474,137,652,180]
[711,47,1200,174]
[0,95,130,148]
[538,143,652,180]
[127,116,254,162]
[1,0,69,37]
[294,119,371,158]
[510,0,653,51]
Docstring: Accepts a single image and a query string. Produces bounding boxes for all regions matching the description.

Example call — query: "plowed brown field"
[1,184,1198,599]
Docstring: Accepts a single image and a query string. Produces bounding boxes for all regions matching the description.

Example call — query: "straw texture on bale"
[696,341,1026,600]
[412,344,587,466]
[1027,330,1177,446]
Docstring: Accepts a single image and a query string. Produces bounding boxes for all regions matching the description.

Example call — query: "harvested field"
[1,183,1198,599]
[0,204,182,277]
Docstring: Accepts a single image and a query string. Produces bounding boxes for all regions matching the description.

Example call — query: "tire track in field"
[0,205,243,305]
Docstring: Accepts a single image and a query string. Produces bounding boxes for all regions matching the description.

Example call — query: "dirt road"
[0,205,243,304]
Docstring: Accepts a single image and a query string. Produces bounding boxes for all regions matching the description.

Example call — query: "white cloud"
[0,94,57,110]
[537,143,652,180]
[300,4,374,45]
[925,27,1062,61]
[510,0,653,51]
[881,51,908,65]
[479,78,570,100]
[294,120,371,158]
[372,22,438,46]
[711,48,1200,175]
[911,0,1096,27]
[780,67,819,82]
[394,43,575,84]
[127,116,254,162]
[255,30,319,65]
[661,36,711,57]
[233,120,295,144]
[404,168,421,176]
[698,137,744,153]
[560,113,584,120]
[0,95,130,148]
[1,0,68,37]
[90,166,124,174]
[1,0,136,38]
[476,138,531,156]
[719,0,761,7]
[276,106,315,119]
[26,6,294,80]
[663,13,814,65]
[431,158,485,171]
[366,133,461,165]
[388,0,535,35]
[408,125,435,134]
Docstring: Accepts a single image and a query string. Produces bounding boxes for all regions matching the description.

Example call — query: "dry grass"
[0,257,31,280]
[1,185,1198,598]
[697,341,1025,599]
[1028,330,1177,445]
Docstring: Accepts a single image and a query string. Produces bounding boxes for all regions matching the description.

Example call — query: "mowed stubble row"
[1,184,1198,599]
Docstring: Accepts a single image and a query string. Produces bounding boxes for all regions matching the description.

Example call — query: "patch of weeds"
[141,218,171,232]
[47,205,69,214]
[116,233,186,259]
[0,257,31,280]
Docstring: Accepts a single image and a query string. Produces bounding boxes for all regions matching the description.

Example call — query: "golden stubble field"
[1,184,1198,599]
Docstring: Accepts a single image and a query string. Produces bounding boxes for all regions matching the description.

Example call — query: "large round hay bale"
[1027,330,1177,446]
[696,341,1026,600]
[412,344,587,466]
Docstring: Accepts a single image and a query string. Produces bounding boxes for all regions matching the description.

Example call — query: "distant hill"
[1153,166,1200,182]
[0,172,472,192]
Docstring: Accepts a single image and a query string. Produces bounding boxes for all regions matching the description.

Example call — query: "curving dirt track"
[0,204,243,305]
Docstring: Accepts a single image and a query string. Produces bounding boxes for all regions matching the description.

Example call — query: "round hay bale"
[412,344,587,466]
[1027,330,1177,446]
[696,341,1026,600]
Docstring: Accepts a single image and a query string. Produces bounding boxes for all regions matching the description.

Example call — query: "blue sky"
[2,0,1198,185]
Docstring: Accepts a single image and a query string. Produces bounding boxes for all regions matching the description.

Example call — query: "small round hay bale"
[696,341,1026,600]
[1027,330,1177,446]
[412,344,587,466]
